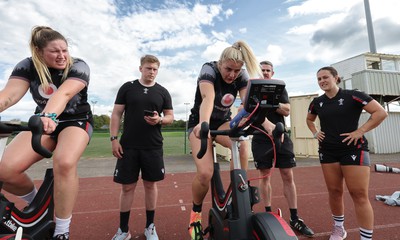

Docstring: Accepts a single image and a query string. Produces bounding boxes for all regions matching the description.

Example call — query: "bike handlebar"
[0,115,52,158]
[197,121,285,159]
[196,122,210,159]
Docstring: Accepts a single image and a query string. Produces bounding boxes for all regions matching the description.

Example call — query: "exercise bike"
[0,115,54,240]
[197,79,298,240]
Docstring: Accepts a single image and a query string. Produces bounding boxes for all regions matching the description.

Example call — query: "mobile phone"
[144,110,155,117]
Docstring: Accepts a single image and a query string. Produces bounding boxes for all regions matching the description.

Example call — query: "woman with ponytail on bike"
[0,26,93,240]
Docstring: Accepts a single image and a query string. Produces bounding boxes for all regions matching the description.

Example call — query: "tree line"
[9,115,187,131]
[92,114,186,130]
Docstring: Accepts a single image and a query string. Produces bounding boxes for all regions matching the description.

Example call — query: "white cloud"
[211,30,233,42]
[287,0,359,17]
[201,41,230,61]
[224,9,234,19]
[239,28,247,34]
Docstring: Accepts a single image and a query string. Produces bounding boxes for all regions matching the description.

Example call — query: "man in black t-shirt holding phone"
[109,54,174,240]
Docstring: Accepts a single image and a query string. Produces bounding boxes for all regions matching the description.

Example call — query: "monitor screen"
[243,79,286,112]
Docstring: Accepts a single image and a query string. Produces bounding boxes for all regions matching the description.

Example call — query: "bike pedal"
[249,185,260,207]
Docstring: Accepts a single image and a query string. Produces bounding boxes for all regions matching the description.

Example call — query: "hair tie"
[232,44,241,50]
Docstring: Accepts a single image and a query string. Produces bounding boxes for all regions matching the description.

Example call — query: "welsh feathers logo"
[38,84,57,99]
[221,94,235,107]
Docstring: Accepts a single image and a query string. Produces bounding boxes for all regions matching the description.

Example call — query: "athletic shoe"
[329,225,347,240]
[290,218,314,237]
[144,223,158,240]
[188,211,203,240]
[111,228,131,240]
[53,232,69,240]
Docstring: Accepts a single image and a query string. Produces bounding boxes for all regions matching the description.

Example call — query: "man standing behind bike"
[251,61,314,237]
[110,54,174,240]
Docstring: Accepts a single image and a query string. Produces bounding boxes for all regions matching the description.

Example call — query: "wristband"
[313,131,319,139]
[36,112,58,124]
[110,136,118,141]
[158,116,163,125]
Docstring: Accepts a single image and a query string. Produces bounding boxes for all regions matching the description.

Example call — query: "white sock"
[53,216,72,236]
[332,214,345,227]
[19,187,37,204]
[360,227,373,240]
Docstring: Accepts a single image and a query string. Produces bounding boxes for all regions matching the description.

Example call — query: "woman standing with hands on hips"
[306,66,387,240]
[0,26,93,240]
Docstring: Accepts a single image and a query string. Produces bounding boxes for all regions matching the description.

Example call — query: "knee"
[239,141,249,153]
[196,170,212,187]
[122,183,136,193]
[328,187,344,199]
[53,157,77,175]
[349,189,369,203]
[280,171,294,185]
[143,181,156,191]
[0,163,19,182]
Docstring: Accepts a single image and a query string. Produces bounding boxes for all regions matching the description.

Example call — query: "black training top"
[187,61,248,129]
[114,79,173,149]
[308,88,373,151]
[10,57,92,121]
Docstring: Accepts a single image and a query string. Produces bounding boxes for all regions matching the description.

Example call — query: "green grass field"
[82,130,191,159]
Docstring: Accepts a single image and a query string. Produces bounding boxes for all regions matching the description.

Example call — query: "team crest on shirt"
[221,93,235,107]
[144,88,149,94]
[38,83,57,99]
[319,102,323,107]
[338,98,344,105]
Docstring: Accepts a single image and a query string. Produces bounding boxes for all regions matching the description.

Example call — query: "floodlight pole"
[184,103,190,154]
[364,0,377,54]
[91,100,98,116]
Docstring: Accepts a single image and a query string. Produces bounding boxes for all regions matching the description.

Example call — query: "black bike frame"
[208,138,255,239]
[0,115,54,240]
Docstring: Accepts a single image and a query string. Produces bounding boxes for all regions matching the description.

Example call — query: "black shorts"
[252,133,296,169]
[50,120,93,141]
[319,148,371,166]
[113,148,165,184]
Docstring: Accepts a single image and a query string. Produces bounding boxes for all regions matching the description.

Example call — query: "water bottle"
[230,109,249,129]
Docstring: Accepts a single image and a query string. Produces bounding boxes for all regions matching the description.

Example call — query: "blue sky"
[1,0,399,121]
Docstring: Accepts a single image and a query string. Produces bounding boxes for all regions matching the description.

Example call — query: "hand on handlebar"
[39,116,58,134]
[28,115,53,158]
[196,122,210,159]
[193,122,210,139]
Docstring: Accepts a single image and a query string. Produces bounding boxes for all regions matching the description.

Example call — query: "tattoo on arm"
[0,97,12,112]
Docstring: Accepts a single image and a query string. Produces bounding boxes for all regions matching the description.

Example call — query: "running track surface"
[4,163,400,240]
